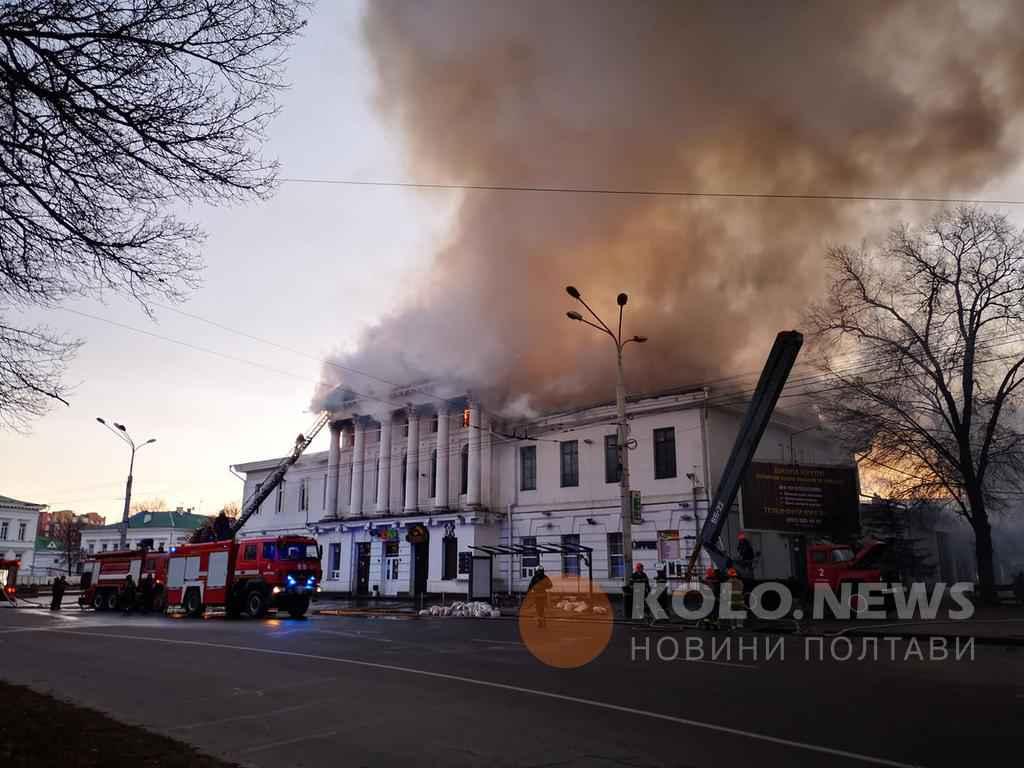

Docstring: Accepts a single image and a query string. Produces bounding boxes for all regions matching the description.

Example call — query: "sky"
[4,1,1024,520]
[0,1,453,517]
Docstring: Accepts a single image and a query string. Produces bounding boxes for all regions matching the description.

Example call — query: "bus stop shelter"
[467,542,595,599]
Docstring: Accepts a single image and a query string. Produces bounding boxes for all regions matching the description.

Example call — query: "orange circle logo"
[517,575,614,668]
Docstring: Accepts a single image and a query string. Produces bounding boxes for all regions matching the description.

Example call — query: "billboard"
[740,462,859,536]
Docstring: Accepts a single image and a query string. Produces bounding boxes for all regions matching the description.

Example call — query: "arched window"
[460,444,469,495]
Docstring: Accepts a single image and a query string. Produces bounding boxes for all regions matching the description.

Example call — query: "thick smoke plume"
[314,0,1024,416]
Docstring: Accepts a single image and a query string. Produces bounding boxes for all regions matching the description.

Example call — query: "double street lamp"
[96,418,156,550]
[565,286,647,593]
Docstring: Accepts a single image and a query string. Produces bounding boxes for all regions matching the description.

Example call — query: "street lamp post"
[97,418,156,550]
[565,286,647,596]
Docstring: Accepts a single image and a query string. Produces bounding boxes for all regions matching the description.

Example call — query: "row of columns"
[324,403,481,518]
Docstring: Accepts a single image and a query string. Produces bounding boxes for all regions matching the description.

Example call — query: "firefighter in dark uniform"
[527,566,553,628]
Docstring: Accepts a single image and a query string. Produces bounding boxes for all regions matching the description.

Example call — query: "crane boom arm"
[686,331,804,575]
[230,412,331,538]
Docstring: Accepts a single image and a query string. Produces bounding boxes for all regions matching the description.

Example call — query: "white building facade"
[0,494,45,570]
[80,509,210,554]
[234,386,852,598]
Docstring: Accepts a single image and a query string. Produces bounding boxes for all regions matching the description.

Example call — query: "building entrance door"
[355,543,371,596]
[412,541,428,596]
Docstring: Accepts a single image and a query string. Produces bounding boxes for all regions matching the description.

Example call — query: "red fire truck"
[1,558,19,602]
[79,549,170,611]
[165,535,322,619]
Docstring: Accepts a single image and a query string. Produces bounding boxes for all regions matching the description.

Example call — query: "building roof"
[86,510,211,533]
[0,494,47,510]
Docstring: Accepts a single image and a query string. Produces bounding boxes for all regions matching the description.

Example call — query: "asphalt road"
[1,606,1022,767]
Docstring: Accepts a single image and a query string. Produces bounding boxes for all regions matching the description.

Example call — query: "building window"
[401,452,408,507]
[560,441,579,487]
[442,535,458,580]
[299,478,309,512]
[88,542,95,553]
[521,535,539,577]
[431,414,439,433]
[430,449,438,498]
[101,543,108,552]
[0,521,7,540]
[462,408,471,428]
[654,427,677,479]
[322,473,328,510]
[604,434,619,484]
[519,445,537,491]
[561,533,581,576]
[16,522,26,541]
[460,444,469,495]
[275,481,285,514]
[607,532,624,578]
[328,543,341,578]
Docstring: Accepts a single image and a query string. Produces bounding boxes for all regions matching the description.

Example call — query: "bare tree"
[130,497,168,514]
[807,208,1024,600]
[49,516,83,576]
[0,0,307,429]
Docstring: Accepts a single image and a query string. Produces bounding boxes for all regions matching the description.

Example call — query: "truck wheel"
[245,588,268,619]
[287,596,311,619]
[92,592,106,611]
[104,591,119,612]
[183,588,203,618]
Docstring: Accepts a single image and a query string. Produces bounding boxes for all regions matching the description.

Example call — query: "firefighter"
[527,566,553,628]
[629,563,652,621]
[736,531,756,578]
[120,574,136,615]
[213,510,232,541]
[698,567,721,631]
[725,567,745,631]
[139,574,154,612]
[49,576,66,611]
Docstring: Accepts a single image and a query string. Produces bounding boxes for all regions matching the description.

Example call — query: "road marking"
[312,628,393,642]
[40,628,920,767]
[169,701,324,731]
[237,729,339,755]
[472,638,523,645]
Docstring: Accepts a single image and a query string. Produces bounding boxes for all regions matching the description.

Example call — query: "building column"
[326,422,341,518]
[404,407,420,513]
[467,401,481,507]
[376,415,392,514]
[434,406,449,510]
[349,418,365,517]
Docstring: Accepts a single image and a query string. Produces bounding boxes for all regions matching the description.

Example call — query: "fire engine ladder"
[230,412,332,538]
[685,330,803,577]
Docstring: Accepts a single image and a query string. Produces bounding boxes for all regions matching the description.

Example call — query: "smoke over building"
[314,0,1024,414]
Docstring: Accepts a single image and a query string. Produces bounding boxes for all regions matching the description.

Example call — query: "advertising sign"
[740,462,859,536]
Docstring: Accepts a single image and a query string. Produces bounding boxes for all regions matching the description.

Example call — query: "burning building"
[233,384,850,597]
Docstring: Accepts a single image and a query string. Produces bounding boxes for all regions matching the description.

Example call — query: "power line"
[279,177,1024,207]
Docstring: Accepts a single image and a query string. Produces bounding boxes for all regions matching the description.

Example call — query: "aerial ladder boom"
[230,412,331,538]
[685,331,804,577]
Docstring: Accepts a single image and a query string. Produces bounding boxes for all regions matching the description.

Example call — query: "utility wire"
[279,177,1024,207]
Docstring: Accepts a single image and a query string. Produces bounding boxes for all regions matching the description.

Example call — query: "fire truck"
[79,548,170,611]
[164,535,322,619]
[1,558,19,602]
[79,413,330,619]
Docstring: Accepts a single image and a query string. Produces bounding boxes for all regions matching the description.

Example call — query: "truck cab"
[806,540,889,611]
[0,559,18,601]
[232,536,322,618]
